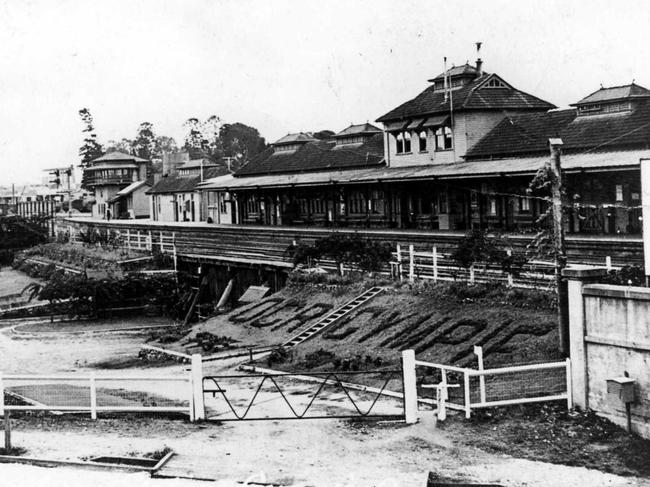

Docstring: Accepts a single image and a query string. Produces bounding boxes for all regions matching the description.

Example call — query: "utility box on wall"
[607,377,636,404]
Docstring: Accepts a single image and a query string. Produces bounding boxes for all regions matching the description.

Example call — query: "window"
[435,126,453,150]
[519,197,531,212]
[418,130,427,152]
[370,190,384,214]
[488,197,498,216]
[349,191,365,214]
[395,131,411,154]
[616,184,624,202]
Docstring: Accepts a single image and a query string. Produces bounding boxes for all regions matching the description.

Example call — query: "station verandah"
[217,168,641,236]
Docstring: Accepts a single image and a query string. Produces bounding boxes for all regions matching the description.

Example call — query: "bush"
[286,233,393,274]
[603,265,645,287]
[451,229,528,276]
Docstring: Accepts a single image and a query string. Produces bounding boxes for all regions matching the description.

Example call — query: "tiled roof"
[335,123,382,138]
[376,74,555,123]
[91,151,149,163]
[573,83,650,105]
[235,133,385,176]
[147,167,227,194]
[273,133,318,145]
[466,102,650,159]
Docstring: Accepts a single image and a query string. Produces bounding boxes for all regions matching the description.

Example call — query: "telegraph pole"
[549,138,569,356]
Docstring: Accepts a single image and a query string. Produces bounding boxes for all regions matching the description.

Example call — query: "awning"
[384,120,409,132]
[197,150,649,191]
[406,118,426,130]
[421,115,450,128]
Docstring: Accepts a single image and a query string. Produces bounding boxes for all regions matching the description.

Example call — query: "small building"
[107,180,152,219]
[84,152,150,219]
[148,158,229,222]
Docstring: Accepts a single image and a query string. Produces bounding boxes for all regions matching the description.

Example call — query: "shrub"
[603,265,645,287]
[287,233,393,275]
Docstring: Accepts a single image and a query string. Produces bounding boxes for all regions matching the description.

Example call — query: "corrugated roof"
[179,158,220,170]
[429,63,479,81]
[573,83,650,105]
[147,167,228,194]
[377,73,555,123]
[116,180,150,196]
[235,133,385,176]
[85,163,138,171]
[199,150,649,191]
[467,102,650,159]
[91,151,149,163]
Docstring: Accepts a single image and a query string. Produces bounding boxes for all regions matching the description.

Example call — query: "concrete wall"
[565,267,650,437]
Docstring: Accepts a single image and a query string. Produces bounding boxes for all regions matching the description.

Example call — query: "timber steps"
[282,287,384,348]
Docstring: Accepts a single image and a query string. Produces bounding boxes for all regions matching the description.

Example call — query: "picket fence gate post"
[191,354,205,421]
[402,349,418,424]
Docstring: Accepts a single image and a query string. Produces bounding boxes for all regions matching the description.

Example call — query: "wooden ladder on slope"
[282,287,384,348]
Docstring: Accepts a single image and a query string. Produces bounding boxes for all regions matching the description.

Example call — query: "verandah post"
[401,350,418,424]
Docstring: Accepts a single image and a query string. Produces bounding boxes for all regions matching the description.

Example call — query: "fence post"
[89,372,97,420]
[474,346,486,404]
[463,371,471,419]
[408,245,415,283]
[148,230,152,251]
[565,358,573,410]
[0,373,4,417]
[506,249,514,287]
[191,354,205,421]
[432,246,438,282]
[469,264,475,284]
[401,350,418,424]
[396,244,402,281]
[605,256,612,271]
[126,229,131,251]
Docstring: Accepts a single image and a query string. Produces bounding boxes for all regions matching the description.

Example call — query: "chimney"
[475,41,483,77]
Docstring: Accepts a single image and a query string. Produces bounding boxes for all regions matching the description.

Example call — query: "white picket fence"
[0,355,205,421]
[401,350,572,423]
[392,244,617,290]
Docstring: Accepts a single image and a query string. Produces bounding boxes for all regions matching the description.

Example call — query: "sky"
[1,0,650,185]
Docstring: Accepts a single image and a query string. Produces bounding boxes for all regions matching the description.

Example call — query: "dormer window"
[274,143,302,152]
[418,130,427,152]
[396,131,411,154]
[337,135,365,146]
[577,101,631,116]
[435,126,453,151]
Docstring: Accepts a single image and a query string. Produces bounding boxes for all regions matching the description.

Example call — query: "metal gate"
[202,370,405,421]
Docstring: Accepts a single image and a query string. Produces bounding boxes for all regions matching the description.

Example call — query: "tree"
[313,130,335,140]
[133,122,156,159]
[78,108,104,188]
[153,135,178,159]
[105,138,134,154]
[183,117,207,157]
[219,123,267,171]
